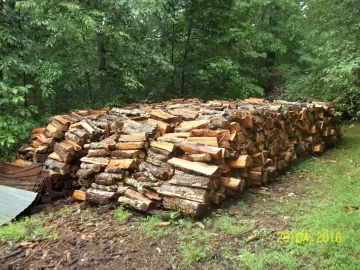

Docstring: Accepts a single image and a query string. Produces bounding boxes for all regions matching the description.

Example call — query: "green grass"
[141,215,170,238]
[178,228,213,267]
[113,206,131,222]
[237,124,360,269]
[0,212,58,242]
[215,214,254,236]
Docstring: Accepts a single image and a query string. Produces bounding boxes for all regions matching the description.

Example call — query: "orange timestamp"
[277,231,342,244]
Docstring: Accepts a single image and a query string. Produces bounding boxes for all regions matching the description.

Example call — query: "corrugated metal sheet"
[0,163,47,192]
[0,185,37,226]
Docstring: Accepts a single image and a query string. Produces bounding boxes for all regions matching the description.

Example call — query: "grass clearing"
[113,206,132,222]
[178,228,213,267]
[215,214,254,236]
[141,215,170,238]
[237,124,360,269]
[0,212,58,241]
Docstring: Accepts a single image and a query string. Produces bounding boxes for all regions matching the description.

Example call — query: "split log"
[159,184,207,203]
[65,132,84,146]
[86,188,117,205]
[49,119,69,132]
[133,171,158,182]
[251,152,265,167]
[142,188,162,201]
[65,139,82,151]
[179,142,223,159]
[90,183,121,192]
[122,120,157,134]
[191,129,231,139]
[94,173,124,181]
[162,197,208,216]
[187,137,218,147]
[118,196,153,212]
[167,109,199,120]
[53,142,74,163]
[107,159,139,169]
[167,157,220,177]
[80,121,96,135]
[111,150,142,159]
[80,163,101,172]
[34,145,49,154]
[80,157,110,166]
[87,149,110,157]
[45,123,64,139]
[104,167,125,174]
[111,108,144,116]
[123,189,155,211]
[33,153,49,163]
[115,142,146,150]
[31,127,46,139]
[148,118,174,135]
[94,178,116,186]
[76,168,95,179]
[208,190,226,205]
[208,117,230,130]
[84,139,116,150]
[149,109,178,123]
[229,122,241,132]
[227,155,252,168]
[72,190,86,201]
[118,133,148,142]
[219,177,245,191]
[45,158,72,175]
[157,136,185,144]
[162,132,190,138]
[139,161,174,180]
[145,150,168,166]
[182,153,211,163]
[175,119,210,132]
[52,115,71,125]
[169,170,214,189]
[124,178,161,191]
[71,128,88,140]
[150,141,175,153]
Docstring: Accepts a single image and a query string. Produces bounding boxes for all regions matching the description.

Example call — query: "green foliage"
[0,212,58,241]
[141,215,169,238]
[0,83,38,160]
[178,228,212,266]
[1,0,357,123]
[215,214,253,236]
[283,0,360,115]
[114,206,132,222]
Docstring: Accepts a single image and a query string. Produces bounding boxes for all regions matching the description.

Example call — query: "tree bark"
[180,0,196,97]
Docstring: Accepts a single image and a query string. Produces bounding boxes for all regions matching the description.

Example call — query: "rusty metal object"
[0,163,48,192]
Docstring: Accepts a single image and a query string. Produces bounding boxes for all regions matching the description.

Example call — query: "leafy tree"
[284,0,360,116]
[0,83,38,160]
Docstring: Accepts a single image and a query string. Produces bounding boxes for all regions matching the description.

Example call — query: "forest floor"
[0,124,360,270]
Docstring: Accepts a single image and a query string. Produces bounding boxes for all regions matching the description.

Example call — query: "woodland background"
[0,0,359,158]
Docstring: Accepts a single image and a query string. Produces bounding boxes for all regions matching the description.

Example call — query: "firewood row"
[16,97,341,216]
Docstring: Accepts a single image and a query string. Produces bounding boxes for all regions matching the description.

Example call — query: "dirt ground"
[0,168,312,270]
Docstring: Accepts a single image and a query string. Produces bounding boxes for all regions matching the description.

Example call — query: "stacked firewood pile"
[16,98,341,216]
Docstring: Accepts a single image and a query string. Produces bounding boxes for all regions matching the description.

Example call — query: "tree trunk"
[180,0,196,97]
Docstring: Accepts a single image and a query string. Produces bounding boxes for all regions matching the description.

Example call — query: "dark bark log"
[139,161,174,180]
[162,197,208,216]
[159,184,207,203]
[169,170,213,189]
[76,168,95,179]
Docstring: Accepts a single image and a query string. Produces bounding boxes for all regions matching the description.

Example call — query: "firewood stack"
[16,98,341,216]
